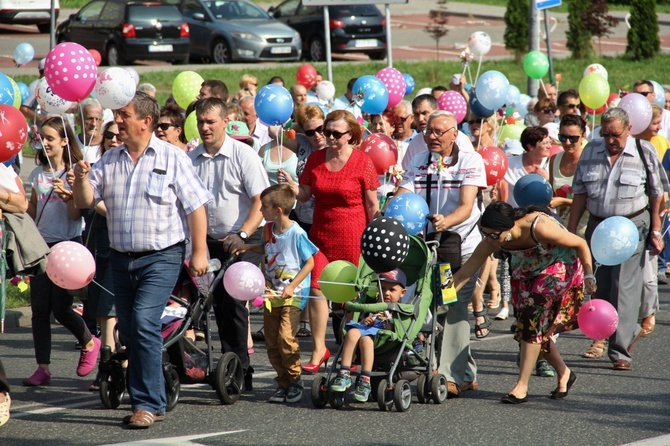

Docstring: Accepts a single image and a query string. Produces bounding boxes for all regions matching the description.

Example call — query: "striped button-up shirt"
[89,135,212,252]
[572,137,666,218]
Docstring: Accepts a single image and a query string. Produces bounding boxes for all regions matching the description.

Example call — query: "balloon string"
[539,78,548,98]
[79,104,87,149]
[475,118,483,152]
[467,65,473,87]
[474,54,483,85]
[661,212,670,238]
[59,114,73,169]
[278,125,283,168]
[36,127,55,172]
[591,110,596,139]
[91,279,114,297]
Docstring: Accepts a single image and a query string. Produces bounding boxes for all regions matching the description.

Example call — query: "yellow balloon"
[579,74,609,109]
[498,122,526,142]
[172,71,204,109]
[8,76,21,109]
[184,111,198,142]
[318,260,358,303]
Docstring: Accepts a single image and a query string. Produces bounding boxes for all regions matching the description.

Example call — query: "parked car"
[55,0,190,66]
[0,0,59,33]
[163,0,301,64]
[268,0,386,61]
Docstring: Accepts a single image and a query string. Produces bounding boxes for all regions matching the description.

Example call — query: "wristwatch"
[237,231,249,242]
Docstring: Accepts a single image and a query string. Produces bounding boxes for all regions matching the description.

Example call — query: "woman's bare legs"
[308,288,329,364]
[508,340,541,398]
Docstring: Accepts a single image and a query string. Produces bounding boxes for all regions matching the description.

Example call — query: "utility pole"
[528,0,540,97]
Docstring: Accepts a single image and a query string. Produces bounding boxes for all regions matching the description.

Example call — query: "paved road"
[1,285,669,446]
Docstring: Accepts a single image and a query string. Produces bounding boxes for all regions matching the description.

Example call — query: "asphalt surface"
[1,284,669,446]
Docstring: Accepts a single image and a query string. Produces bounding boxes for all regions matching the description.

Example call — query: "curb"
[4,306,32,330]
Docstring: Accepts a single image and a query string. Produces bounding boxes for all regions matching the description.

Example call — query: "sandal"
[473,309,491,339]
[582,339,607,358]
[641,313,655,336]
[296,321,311,338]
[251,327,265,342]
[486,288,501,309]
[126,409,155,429]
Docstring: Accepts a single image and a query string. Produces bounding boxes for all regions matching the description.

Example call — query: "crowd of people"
[0,64,668,428]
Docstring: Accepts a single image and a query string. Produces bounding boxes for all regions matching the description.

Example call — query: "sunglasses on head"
[156,123,177,131]
[303,125,323,137]
[324,129,350,139]
[103,131,118,140]
[558,134,580,144]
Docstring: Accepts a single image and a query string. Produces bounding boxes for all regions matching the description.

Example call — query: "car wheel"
[37,23,51,34]
[211,39,231,64]
[106,44,126,66]
[308,36,325,61]
[368,51,386,61]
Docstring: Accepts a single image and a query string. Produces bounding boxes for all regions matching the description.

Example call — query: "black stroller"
[98,258,244,410]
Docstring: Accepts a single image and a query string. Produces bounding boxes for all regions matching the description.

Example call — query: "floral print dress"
[504,214,584,351]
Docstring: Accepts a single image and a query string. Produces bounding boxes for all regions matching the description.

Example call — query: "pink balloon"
[251,296,265,307]
[376,67,406,110]
[578,298,618,340]
[223,261,266,301]
[438,91,468,124]
[618,93,653,135]
[360,133,398,175]
[549,144,563,157]
[44,42,97,102]
[46,241,95,290]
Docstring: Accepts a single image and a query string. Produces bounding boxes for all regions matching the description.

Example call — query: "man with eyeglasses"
[557,90,581,117]
[76,98,106,164]
[569,107,669,372]
[633,79,670,140]
[402,94,475,171]
[396,110,486,398]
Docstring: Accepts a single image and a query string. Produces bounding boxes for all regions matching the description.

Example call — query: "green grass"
[6,282,30,309]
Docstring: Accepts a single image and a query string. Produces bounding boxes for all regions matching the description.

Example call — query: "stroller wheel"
[215,352,244,405]
[164,366,180,412]
[416,374,430,404]
[376,379,393,412]
[393,379,412,412]
[327,376,346,410]
[99,371,123,409]
[430,374,448,404]
[310,374,328,409]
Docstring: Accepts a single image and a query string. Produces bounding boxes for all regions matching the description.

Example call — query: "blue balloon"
[3,156,16,168]
[590,216,639,266]
[402,73,415,96]
[469,90,495,118]
[474,70,510,111]
[650,80,665,108]
[384,193,430,236]
[353,75,388,115]
[254,84,294,126]
[513,174,553,208]
[0,73,14,106]
[506,85,521,107]
[13,42,35,65]
[17,82,29,104]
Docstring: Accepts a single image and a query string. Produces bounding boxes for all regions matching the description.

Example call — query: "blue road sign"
[537,0,562,11]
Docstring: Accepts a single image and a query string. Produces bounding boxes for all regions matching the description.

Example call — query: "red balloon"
[549,144,563,157]
[478,146,508,186]
[296,64,317,89]
[360,133,398,175]
[0,105,28,163]
[555,184,572,198]
[89,49,102,66]
[585,103,607,115]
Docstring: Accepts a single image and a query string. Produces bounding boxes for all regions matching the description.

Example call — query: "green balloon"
[499,122,526,142]
[184,111,198,142]
[523,51,549,80]
[579,73,610,110]
[172,71,204,109]
[319,260,358,303]
[8,76,21,109]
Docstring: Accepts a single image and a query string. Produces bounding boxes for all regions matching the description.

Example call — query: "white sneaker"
[495,307,509,320]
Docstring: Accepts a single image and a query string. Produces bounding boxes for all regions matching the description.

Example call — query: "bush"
[566,0,593,59]
[626,0,661,60]
[504,0,529,62]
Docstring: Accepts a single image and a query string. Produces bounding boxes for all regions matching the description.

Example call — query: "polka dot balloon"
[44,42,98,102]
[46,241,96,290]
[376,67,406,110]
[437,90,468,124]
[360,217,410,273]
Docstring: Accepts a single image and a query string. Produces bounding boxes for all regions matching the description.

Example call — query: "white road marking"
[99,430,247,446]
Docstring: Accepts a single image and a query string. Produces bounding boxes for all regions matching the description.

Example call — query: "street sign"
[536,0,561,11]
[303,0,407,5]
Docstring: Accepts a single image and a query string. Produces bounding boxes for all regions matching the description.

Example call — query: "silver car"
[165,0,301,63]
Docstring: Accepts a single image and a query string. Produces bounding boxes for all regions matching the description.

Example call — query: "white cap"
[414,87,432,98]
[543,122,559,141]
[503,139,524,156]
[38,58,46,70]
[450,74,462,85]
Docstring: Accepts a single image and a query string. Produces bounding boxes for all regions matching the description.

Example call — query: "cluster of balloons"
[351,66,414,115]
[46,241,96,290]
[590,216,639,266]
[223,261,266,301]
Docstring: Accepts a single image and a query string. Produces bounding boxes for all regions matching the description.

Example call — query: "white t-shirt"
[503,155,549,208]
[402,130,475,171]
[332,94,362,119]
[661,109,670,141]
[400,149,487,255]
[78,135,101,164]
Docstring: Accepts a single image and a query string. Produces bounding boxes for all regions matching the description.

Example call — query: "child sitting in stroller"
[331,268,407,402]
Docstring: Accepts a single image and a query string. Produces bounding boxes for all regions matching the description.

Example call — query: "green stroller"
[310,235,449,412]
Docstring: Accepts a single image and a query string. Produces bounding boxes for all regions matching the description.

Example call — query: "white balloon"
[468,31,492,57]
[316,80,336,102]
[583,64,608,80]
[36,77,73,114]
[95,68,136,110]
[126,67,140,86]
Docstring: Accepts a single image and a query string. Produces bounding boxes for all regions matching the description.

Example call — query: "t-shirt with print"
[262,221,319,310]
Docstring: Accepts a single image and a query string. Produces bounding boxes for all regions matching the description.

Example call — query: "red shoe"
[302,348,331,374]
[23,368,52,386]
[77,336,101,377]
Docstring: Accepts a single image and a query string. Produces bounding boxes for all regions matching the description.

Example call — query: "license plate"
[148,44,173,53]
[270,46,292,54]
[354,39,377,48]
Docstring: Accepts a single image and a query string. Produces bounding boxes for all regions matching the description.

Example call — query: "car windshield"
[204,1,269,20]
[331,4,380,16]
[128,5,184,21]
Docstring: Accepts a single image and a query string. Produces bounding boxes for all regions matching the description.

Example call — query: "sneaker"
[22,368,52,386]
[268,387,286,403]
[353,379,371,402]
[657,272,668,285]
[77,336,101,377]
[0,392,10,427]
[536,360,555,377]
[330,374,352,392]
[285,380,304,403]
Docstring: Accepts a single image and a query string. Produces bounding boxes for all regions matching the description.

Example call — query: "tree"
[503,0,529,63]
[626,0,660,60]
[423,0,449,61]
[583,0,618,54]
[566,0,593,59]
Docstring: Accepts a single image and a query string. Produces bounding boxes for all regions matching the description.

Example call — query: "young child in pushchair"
[330,268,407,402]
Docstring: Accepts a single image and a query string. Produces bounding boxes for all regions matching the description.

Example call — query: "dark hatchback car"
[268,0,386,61]
[56,0,190,66]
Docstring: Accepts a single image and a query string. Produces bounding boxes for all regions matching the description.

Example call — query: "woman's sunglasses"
[558,134,580,144]
[304,125,324,137]
[324,130,350,139]
[103,131,119,140]
[156,123,177,131]
[480,229,503,240]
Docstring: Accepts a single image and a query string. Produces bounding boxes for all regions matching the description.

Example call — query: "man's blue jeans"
[111,244,184,414]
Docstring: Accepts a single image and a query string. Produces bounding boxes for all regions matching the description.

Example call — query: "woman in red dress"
[280,110,380,371]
